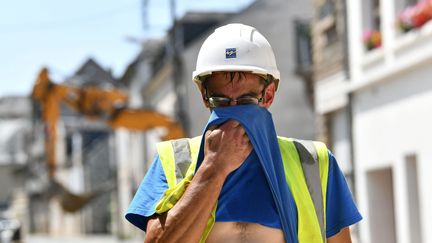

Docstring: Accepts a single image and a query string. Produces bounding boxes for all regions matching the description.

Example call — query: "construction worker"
[126,23,362,243]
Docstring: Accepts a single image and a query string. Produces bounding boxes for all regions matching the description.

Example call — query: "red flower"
[363,30,382,50]
[397,0,432,32]
[398,6,416,31]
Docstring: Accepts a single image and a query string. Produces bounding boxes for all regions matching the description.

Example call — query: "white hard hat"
[193,23,280,90]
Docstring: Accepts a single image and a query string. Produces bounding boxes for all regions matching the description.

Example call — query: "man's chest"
[206,222,285,243]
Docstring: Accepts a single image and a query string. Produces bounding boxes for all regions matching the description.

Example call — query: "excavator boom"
[31,68,185,212]
[108,109,185,140]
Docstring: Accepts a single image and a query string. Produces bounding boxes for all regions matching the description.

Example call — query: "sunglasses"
[204,87,266,108]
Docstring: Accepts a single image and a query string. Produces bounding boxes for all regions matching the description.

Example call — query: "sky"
[0,0,253,97]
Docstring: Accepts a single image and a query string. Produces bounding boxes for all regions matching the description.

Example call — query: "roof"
[0,96,32,119]
[65,58,121,89]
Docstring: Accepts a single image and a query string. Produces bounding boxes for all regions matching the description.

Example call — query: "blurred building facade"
[56,59,118,235]
[0,96,33,240]
[23,58,135,238]
[312,0,432,242]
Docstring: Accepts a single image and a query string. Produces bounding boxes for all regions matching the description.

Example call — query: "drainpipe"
[142,0,190,136]
[342,0,357,201]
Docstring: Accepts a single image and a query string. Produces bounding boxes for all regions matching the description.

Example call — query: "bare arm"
[145,121,252,243]
[327,227,352,243]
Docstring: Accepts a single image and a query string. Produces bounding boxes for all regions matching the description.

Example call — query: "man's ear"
[199,86,211,108]
[263,82,276,108]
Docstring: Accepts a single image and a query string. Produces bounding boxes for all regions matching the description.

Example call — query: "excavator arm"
[31,68,185,212]
[32,68,185,177]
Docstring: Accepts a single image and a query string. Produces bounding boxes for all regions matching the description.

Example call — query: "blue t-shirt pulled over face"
[125,105,362,239]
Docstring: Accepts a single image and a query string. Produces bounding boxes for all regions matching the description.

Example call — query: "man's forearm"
[145,159,227,243]
[327,227,352,243]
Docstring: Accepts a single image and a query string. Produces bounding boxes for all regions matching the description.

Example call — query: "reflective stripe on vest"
[156,136,201,188]
[156,136,329,243]
[295,140,324,239]
[279,137,329,243]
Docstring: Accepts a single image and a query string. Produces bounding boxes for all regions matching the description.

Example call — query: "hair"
[202,71,272,90]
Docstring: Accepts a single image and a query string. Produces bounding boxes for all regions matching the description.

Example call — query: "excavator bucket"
[48,179,116,213]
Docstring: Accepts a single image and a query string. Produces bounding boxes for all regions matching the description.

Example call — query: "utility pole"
[141,0,190,135]
[169,0,190,136]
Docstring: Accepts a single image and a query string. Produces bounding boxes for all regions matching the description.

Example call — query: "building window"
[325,24,338,47]
[294,19,312,76]
[362,0,381,31]
[372,0,381,30]
[406,0,419,7]
[367,167,397,243]
[362,0,382,50]
[317,0,340,47]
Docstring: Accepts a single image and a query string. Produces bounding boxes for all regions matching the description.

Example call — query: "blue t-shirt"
[125,150,362,238]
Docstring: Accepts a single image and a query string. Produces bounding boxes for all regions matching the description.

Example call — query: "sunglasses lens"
[236,97,259,105]
[209,97,231,107]
[208,96,261,107]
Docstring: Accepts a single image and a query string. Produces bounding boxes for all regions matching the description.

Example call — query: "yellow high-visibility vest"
[155,136,329,243]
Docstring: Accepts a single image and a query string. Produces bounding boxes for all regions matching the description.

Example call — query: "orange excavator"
[31,68,185,212]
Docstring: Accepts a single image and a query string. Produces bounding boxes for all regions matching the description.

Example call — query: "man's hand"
[204,120,252,175]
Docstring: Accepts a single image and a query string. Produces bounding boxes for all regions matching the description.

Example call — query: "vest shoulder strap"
[277,136,329,243]
[293,139,327,242]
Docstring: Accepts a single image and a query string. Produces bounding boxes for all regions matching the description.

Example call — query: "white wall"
[353,62,432,243]
[354,62,432,167]
[315,0,432,242]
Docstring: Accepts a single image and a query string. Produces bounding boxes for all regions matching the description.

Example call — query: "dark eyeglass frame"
[204,86,267,108]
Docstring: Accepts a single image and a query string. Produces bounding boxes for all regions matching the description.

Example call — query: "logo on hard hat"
[225,48,237,59]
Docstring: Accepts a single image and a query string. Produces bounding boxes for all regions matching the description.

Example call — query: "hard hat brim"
[193,64,280,84]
